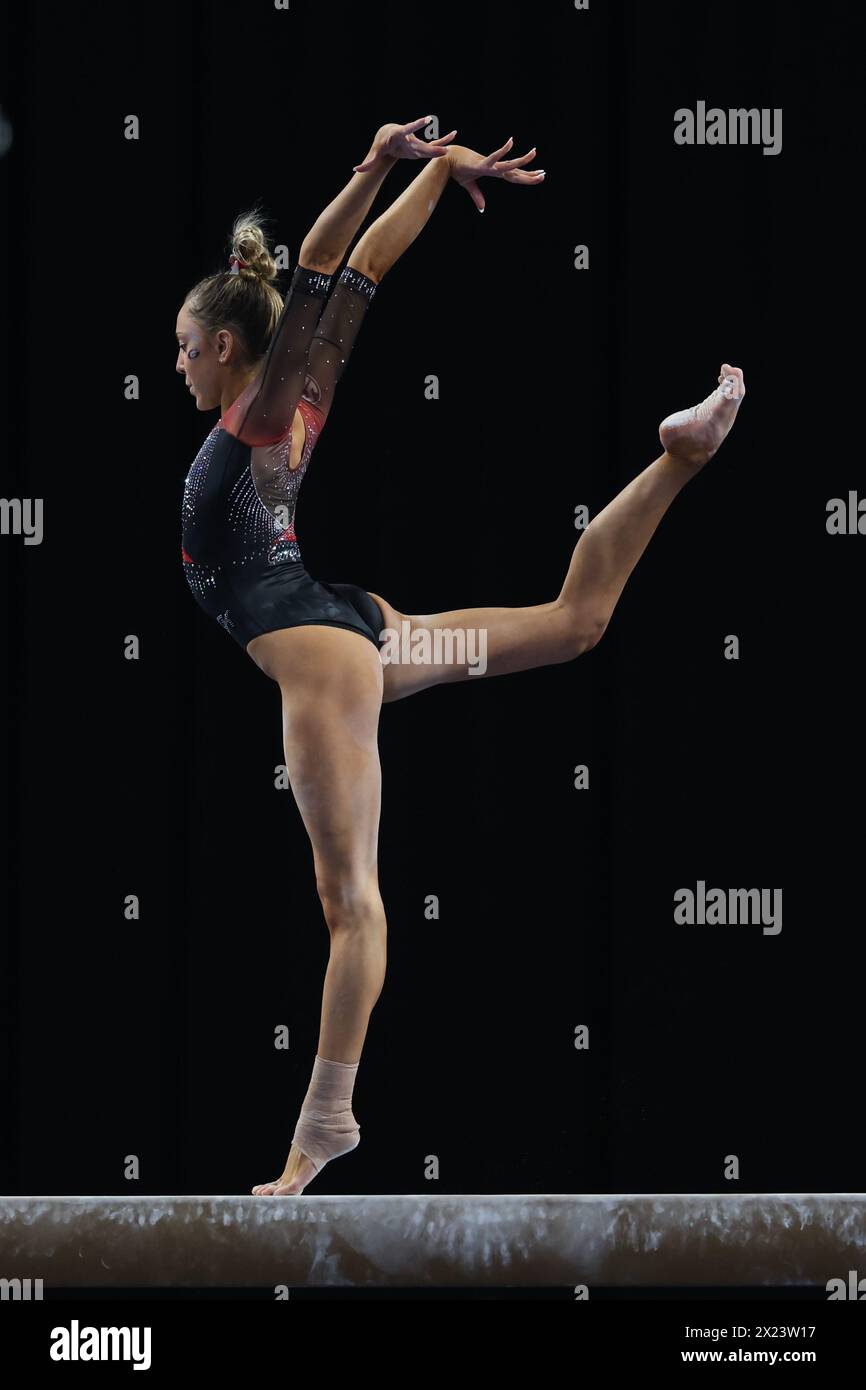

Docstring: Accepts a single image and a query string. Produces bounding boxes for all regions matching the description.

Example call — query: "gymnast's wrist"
[369,147,398,174]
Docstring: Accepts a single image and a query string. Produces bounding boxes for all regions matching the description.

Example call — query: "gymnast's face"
[175,303,225,412]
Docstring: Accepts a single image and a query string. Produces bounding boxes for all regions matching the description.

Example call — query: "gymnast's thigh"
[365,589,491,703]
[254,625,384,892]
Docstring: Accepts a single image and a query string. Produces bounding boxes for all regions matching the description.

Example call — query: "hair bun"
[228,206,278,283]
[184,206,286,364]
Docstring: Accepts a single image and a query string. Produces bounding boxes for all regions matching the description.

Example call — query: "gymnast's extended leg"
[369,366,746,701]
[248,626,386,1197]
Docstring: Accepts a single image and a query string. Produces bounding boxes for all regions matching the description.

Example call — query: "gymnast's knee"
[316,870,385,933]
[581,615,609,654]
[552,603,609,661]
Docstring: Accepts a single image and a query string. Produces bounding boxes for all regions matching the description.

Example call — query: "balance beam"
[2,1194,864,1288]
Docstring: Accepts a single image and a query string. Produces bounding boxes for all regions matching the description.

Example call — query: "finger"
[352,148,378,172]
[503,169,546,185]
[401,115,435,134]
[405,135,432,158]
[428,129,458,146]
[407,132,455,158]
[464,178,485,212]
[485,135,514,165]
[492,146,537,172]
[407,135,449,158]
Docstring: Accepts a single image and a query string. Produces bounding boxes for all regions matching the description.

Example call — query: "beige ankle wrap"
[292,1055,361,1174]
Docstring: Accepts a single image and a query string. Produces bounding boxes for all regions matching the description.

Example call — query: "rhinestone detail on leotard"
[181,396,321,601]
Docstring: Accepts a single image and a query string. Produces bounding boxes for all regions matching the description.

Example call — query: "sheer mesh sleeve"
[221,263,333,447]
[300,265,378,430]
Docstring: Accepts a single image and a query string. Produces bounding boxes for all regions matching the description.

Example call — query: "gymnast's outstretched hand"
[446,138,545,212]
[353,117,458,173]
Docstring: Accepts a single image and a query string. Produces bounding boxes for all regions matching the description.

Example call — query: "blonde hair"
[184,206,285,363]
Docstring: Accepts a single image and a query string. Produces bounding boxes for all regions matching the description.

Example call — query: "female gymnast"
[176,117,745,1197]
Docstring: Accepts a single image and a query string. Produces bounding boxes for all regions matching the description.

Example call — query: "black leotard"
[181,263,385,652]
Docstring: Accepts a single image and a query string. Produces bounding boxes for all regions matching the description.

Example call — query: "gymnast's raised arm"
[301,133,546,432]
[222,117,456,446]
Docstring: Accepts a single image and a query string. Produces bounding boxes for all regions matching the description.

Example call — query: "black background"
[1,0,862,1216]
